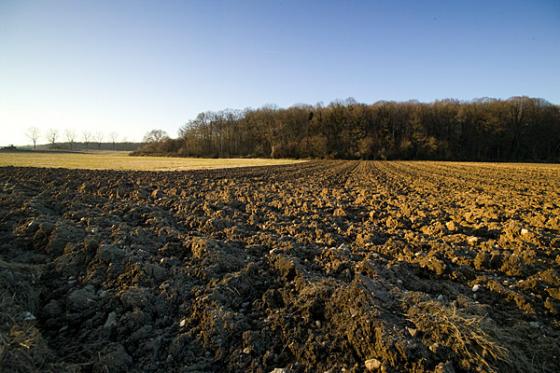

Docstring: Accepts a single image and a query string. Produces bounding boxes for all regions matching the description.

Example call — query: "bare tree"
[46,129,58,148]
[83,131,91,149]
[109,132,119,151]
[65,129,76,150]
[94,131,104,150]
[26,127,40,150]
[143,129,169,143]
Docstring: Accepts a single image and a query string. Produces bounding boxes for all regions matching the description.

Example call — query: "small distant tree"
[143,129,169,143]
[46,129,58,148]
[26,127,40,150]
[82,131,92,149]
[94,131,104,150]
[109,132,119,150]
[65,129,76,150]
[139,130,170,153]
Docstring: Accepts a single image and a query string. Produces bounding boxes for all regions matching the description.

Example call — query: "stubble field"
[1,161,559,372]
[0,151,302,171]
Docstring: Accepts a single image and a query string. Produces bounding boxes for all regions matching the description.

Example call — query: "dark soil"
[1,161,559,372]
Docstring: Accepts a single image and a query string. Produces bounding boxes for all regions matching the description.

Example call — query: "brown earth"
[0,161,559,372]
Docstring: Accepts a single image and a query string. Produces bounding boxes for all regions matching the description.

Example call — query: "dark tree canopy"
[136,97,560,162]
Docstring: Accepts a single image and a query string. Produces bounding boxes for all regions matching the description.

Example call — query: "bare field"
[1,161,560,372]
[0,151,303,171]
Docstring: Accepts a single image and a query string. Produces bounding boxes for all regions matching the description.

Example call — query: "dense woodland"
[138,97,560,161]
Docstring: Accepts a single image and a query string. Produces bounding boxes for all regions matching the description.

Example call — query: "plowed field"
[1,161,559,372]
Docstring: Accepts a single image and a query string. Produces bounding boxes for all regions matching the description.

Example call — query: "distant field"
[0,151,303,171]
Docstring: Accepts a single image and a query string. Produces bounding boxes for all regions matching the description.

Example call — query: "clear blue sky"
[1,0,559,146]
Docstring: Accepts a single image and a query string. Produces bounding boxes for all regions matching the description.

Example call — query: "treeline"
[24,128,139,152]
[139,97,560,161]
[35,142,140,152]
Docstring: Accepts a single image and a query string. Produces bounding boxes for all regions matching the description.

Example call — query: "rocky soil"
[1,161,559,372]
